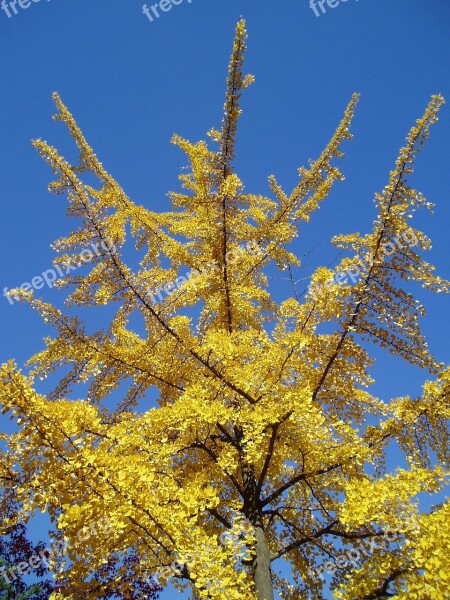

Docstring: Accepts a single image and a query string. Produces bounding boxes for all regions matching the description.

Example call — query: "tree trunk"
[238,437,274,600]
[252,523,274,600]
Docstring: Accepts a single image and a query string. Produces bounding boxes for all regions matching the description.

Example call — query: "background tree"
[0,518,162,599]
[0,523,54,600]
[0,19,449,600]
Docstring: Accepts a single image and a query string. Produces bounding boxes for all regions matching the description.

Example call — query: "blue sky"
[0,1,449,598]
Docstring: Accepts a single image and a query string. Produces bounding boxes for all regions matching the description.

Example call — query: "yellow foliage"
[0,19,449,600]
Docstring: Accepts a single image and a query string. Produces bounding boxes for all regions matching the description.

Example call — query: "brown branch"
[271,521,338,561]
[261,461,343,507]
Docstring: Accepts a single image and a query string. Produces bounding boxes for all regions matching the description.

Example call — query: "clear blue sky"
[0,1,449,599]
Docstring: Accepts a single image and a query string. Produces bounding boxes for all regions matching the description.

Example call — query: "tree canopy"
[1,19,449,600]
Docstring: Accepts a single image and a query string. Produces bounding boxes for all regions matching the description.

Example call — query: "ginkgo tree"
[1,19,449,600]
